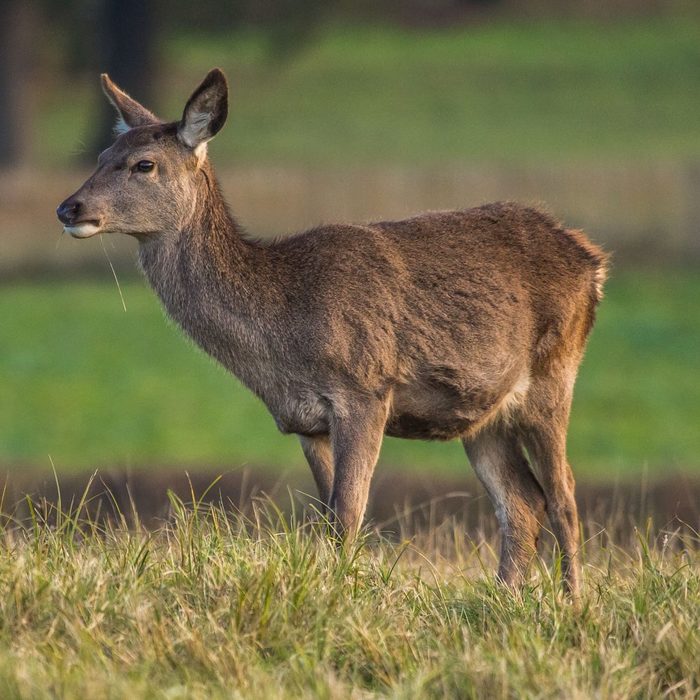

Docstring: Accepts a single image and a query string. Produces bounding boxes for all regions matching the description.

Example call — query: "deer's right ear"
[178,68,228,152]
[101,74,158,134]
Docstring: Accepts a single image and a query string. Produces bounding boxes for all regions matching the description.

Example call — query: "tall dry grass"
[0,479,697,698]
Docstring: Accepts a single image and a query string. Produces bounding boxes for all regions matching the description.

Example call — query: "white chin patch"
[64,223,102,239]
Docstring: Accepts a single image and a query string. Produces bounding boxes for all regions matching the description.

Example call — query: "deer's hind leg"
[518,374,581,597]
[462,425,546,588]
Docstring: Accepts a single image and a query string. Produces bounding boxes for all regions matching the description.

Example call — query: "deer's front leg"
[329,398,388,538]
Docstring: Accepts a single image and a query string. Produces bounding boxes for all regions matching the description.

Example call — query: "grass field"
[0,494,697,698]
[41,18,700,167]
[1,268,698,477]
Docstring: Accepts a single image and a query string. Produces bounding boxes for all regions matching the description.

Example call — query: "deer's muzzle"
[56,196,102,238]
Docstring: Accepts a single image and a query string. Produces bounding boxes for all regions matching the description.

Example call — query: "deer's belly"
[266,371,523,441]
[386,378,505,440]
[385,412,482,440]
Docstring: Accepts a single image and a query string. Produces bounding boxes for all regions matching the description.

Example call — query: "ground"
[0,493,697,699]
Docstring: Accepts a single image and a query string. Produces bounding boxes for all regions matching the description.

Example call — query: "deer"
[57,68,607,596]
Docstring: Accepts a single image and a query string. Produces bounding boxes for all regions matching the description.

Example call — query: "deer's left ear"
[101,74,159,134]
[178,68,228,151]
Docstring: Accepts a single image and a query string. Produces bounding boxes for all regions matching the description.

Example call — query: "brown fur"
[57,69,608,596]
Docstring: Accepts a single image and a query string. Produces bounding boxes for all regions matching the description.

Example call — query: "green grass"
[0,268,698,476]
[41,17,700,167]
[0,494,697,698]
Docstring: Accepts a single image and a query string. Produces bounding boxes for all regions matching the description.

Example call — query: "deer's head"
[56,69,228,240]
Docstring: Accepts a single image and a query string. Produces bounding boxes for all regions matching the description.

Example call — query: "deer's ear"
[178,68,228,151]
[101,74,158,134]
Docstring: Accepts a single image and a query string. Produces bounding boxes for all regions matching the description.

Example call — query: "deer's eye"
[134,160,155,173]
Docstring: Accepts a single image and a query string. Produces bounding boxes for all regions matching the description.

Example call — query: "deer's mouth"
[64,220,103,239]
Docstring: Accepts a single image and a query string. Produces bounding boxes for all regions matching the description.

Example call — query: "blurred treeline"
[2,0,699,167]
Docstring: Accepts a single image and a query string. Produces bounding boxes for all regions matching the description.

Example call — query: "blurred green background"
[1,0,699,481]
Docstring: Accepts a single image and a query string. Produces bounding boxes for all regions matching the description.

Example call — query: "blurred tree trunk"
[0,0,33,168]
[94,0,157,153]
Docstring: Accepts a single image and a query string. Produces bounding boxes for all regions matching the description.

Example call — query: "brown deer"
[57,69,607,595]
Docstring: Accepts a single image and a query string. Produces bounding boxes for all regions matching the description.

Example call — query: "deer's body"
[141,177,601,444]
[58,69,607,596]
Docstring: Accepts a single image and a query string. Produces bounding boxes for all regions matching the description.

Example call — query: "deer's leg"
[520,384,581,597]
[329,399,388,539]
[463,426,546,588]
[298,434,334,512]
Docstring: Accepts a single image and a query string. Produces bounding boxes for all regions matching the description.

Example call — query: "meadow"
[9,16,698,479]
[0,268,698,478]
[40,18,700,168]
[0,492,697,699]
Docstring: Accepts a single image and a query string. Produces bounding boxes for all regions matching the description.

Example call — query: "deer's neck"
[137,169,283,391]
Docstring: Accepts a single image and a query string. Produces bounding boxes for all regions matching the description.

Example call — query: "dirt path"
[2,465,697,537]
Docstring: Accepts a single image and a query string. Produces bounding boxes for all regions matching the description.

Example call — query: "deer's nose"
[56,198,83,225]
